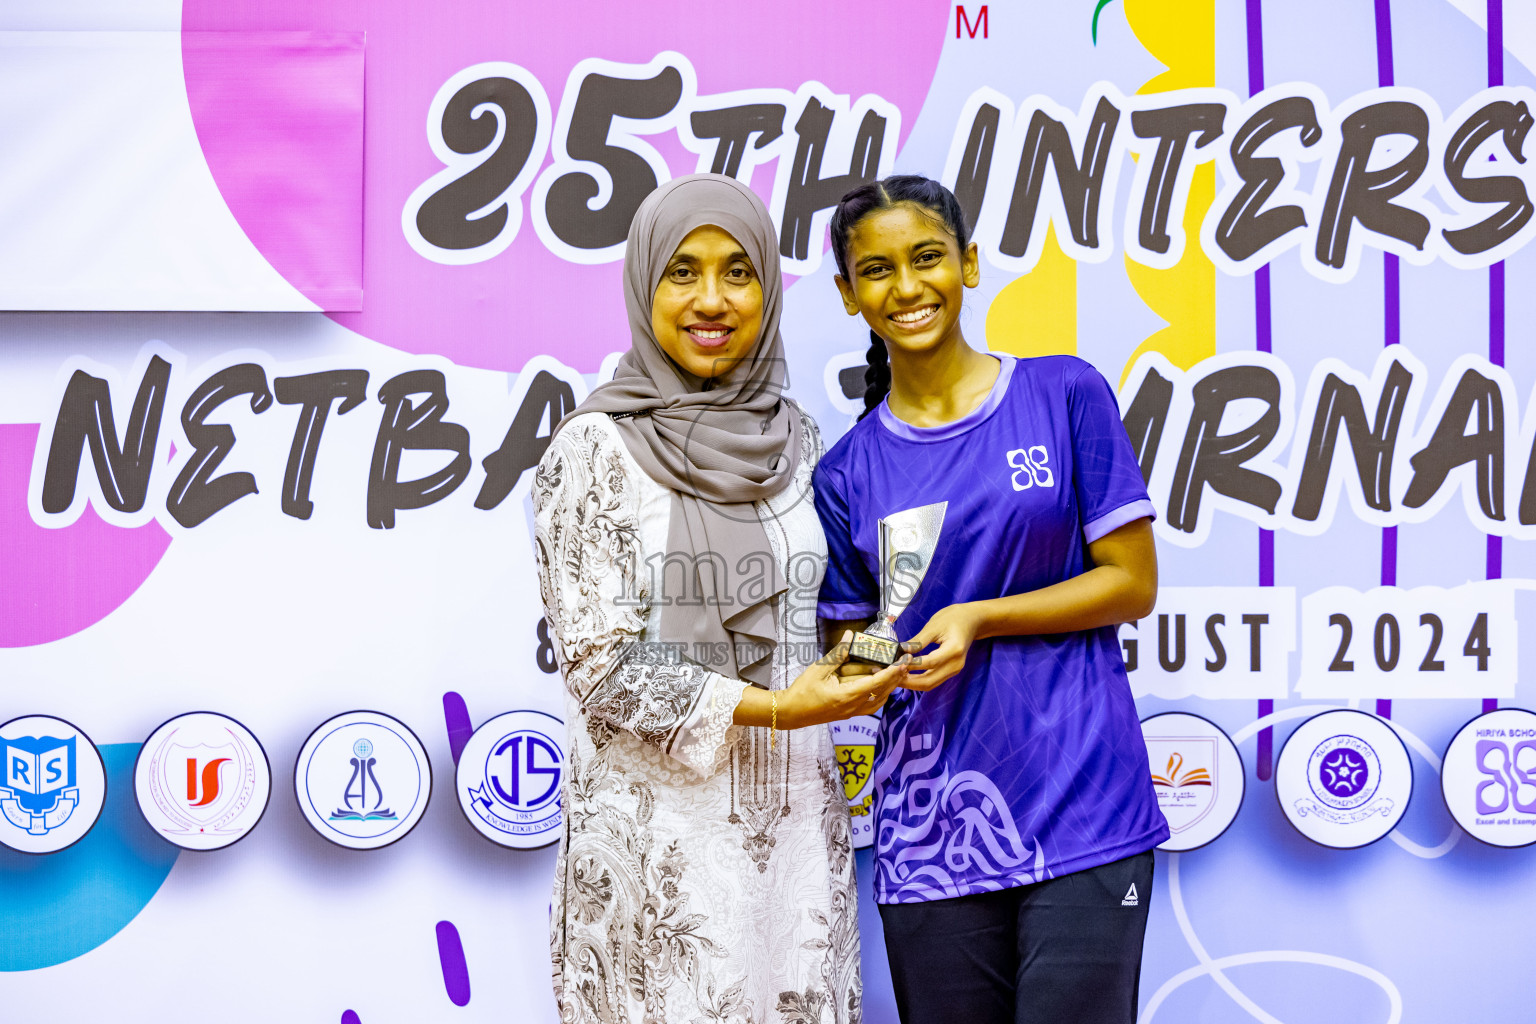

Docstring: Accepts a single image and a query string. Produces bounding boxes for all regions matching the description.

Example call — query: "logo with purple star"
[1307,734,1381,811]
[1320,748,1370,798]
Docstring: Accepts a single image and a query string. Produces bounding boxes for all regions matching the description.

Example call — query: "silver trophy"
[848,501,948,666]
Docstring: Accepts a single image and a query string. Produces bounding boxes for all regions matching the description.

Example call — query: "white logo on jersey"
[1007,446,1054,490]
[1122,882,1139,906]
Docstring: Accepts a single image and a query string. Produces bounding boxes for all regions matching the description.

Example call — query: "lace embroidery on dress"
[673,676,742,777]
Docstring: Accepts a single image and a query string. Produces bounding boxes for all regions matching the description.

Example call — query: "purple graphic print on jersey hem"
[815,354,1169,903]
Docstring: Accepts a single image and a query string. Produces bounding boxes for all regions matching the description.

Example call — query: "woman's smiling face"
[651,224,764,380]
[834,202,979,355]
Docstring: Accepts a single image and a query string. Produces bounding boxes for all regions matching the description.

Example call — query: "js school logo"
[455,710,565,849]
[1276,709,1412,849]
[295,711,432,850]
[135,712,271,852]
[0,715,106,854]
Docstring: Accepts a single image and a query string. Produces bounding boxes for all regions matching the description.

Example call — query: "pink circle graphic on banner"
[0,426,171,648]
[182,0,947,371]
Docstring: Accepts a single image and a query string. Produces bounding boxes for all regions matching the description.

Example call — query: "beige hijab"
[562,173,803,686]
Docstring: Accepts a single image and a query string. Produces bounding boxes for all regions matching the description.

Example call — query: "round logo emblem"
[0,715,106,854]
[830,716,880,850]
[1309,738,1378,807]
[134,712,271,851]
[455,710,565,849]
[295,711,432,850]
[1441,707,1536,848]
[1140,712,1245,852]
[1276,709,1412,848]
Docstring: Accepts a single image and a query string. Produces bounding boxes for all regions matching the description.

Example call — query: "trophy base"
[848,631,900,667]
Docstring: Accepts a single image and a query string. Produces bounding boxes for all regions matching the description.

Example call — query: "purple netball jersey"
[815,354,1168,903]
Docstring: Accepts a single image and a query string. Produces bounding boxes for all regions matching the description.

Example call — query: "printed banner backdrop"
[2,0,1535,1021]
[0,31,363,311]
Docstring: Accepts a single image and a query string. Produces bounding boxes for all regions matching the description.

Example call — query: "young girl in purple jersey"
[814,175,1167,1024]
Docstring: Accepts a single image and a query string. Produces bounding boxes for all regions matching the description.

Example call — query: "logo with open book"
[2,735,78,832]
[0,716,106,854]
[296,711,432,850]
[1140,713,1244,852]
[1149,742,1216,835]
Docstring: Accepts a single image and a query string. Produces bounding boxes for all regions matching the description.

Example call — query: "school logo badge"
[830,716,880,850]
[0,715,106,854]
[134,712,270,851]
[295,711,431,850]
[1276,709,1411,848]
[455,710,565,848]
[1440,707,1536,848]
[1141,712,1244,851]
[1151,743,1215,827]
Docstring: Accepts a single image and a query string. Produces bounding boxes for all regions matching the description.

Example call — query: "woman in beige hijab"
[534,174,907,1024]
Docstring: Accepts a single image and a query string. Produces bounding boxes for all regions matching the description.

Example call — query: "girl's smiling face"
[834,202,979,355]
[651,224,764,380]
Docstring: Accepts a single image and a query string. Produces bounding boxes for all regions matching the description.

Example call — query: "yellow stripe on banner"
[1121,0,1216,384]
[986,224,1078,358]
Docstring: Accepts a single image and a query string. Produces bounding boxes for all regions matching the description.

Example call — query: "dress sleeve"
[532,417,741,777]
[1067,363,1157,543]
[812,455,880,622]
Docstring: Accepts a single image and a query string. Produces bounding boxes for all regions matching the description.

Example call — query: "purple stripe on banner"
[1255,267,1273,353]
[1491,262,1505,367]
[436,920,472,1007]
[1489,0,1504,87]
[1486,9,1503,712]
[1257,699,1274,782]
[1375,0,1397,722]
[1374,0,1395,87]
[1245,0,1267,94]
[1258,528,1275,777]
[1246,0,1273,779]
[1384,255,1400,347]
[443,692,474,766]
[1381,524,1397,718]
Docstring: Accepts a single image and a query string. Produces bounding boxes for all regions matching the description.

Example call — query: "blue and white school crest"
[455,710,565,849]
[0,715,106,854]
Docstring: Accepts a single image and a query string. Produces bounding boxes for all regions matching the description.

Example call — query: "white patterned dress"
[532,408,861,1024]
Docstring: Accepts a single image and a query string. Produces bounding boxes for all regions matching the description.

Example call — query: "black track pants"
[878,850,1155,1024]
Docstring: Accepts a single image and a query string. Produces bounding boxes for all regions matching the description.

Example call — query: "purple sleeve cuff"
[1083,498,1156,544]
[818,599,880,621]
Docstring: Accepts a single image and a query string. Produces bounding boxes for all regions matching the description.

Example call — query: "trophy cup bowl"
[847,502,948,667]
